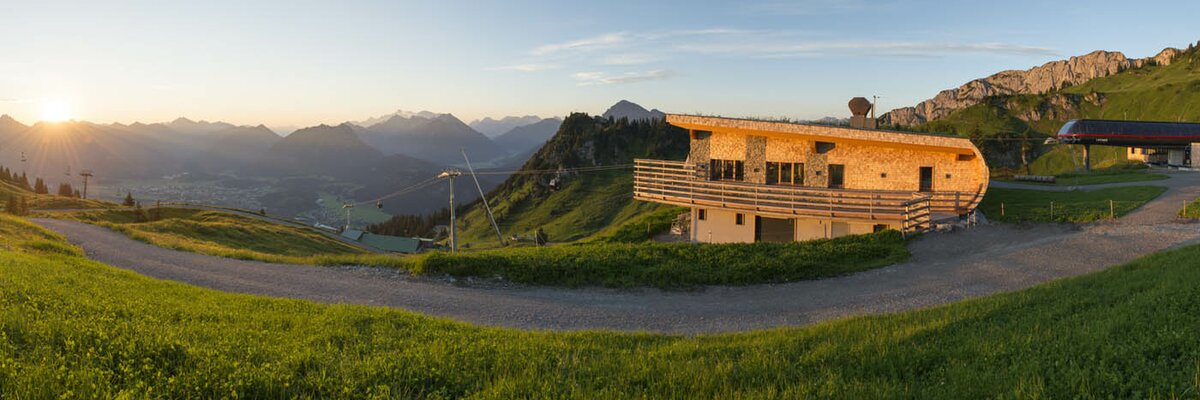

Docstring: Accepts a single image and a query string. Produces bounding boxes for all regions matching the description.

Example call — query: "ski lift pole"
[462,149,506,246]
[438,169,463,253]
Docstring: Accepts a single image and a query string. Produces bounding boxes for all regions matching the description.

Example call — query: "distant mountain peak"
[468,115,548,137]
[0,114,27,134]
[601,100,665,121]
[357,109,449,127]
[883,45,1187,126]
[165,117,236,134]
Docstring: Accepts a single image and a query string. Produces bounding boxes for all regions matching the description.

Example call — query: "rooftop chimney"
[848,97,877,130]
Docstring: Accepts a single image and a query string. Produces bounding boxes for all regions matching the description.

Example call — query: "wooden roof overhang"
[667,114,979,159]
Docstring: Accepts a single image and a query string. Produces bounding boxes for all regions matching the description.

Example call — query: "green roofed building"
[340,228,426,253]
[360,233,424,254]
[340,229,365,241]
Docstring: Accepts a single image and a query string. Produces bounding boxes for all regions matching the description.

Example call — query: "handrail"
[634,159,937,234]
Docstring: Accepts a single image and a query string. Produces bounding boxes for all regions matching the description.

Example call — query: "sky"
[1,0,1198,132]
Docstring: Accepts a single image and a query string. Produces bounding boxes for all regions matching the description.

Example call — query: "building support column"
[690,208,699,243]
[1083,144,1091,172]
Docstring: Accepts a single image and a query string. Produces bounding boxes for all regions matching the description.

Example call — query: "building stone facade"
[634,114,989,244]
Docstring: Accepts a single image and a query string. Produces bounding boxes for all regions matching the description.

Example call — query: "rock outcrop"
[882,47,1182,127]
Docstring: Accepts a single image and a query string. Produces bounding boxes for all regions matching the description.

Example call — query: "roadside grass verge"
[1180,198,1200,219]
[4,212,1200,397]
[1050,169,1167,186]
[415,231,910,288]
[999,167,1167,186]
[980,186,1167,223]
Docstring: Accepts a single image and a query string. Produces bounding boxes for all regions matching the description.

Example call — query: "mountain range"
[882,41,1200,175]
[356,113,506,164]
[0,100,654,221]
[469,115,545,138]
[490,117,563,155]
[882,46,1184,127]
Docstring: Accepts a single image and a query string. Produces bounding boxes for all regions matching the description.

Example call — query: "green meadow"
[4,213,1200,397]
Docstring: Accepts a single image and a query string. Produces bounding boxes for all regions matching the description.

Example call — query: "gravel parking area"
[31,172,1200,334]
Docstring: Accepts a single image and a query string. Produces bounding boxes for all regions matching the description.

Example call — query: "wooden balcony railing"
[633,159,941,234]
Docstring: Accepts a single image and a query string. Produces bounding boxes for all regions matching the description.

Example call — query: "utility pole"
[79,170,93,199]
[341,203,355,231]
[438,169,463,252]
[871,95,879,120]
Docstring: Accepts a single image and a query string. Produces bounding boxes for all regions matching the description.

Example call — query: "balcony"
[633,159,976,234]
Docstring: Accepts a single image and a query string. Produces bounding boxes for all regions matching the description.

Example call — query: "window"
[816,141,836,154]
[735,213,745,225]
[765,162,805,185]
[709,159,745,181]
[828,164,845,189]
[697,209,707,221]
[873,224,889,233]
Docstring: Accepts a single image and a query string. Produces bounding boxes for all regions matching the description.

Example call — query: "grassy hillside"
[5,213,1200,397]
[912,47,1200,176]
[1,180,115,212]
[47,208,367,261]
[454,113,689,246]
[0,180,25,198]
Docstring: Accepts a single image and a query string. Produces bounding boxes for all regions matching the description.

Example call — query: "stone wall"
[690,128,987,199]
[744,135,766,184]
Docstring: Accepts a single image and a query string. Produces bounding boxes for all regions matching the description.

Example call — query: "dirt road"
[31,172,1200,334]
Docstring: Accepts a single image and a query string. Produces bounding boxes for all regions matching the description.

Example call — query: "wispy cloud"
[530,32,629,56]
[676,40,1058,57]
[494,26,1056,84]
[572,70,675,86]
[487,63,561,72]
[600,53,662,66]
[742,0,878,15]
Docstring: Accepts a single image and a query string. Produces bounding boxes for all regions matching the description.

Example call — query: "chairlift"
[376,201,383,209]
[548,177,559,192]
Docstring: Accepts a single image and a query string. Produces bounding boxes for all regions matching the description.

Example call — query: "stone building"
[633,100,989,243]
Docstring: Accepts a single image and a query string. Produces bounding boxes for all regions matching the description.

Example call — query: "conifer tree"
[58,183,74,197]
[123,192,136,207]
[4,195,16,215]
[33,178,48,194]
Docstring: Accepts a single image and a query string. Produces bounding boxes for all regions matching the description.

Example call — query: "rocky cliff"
[882,47,1182,126]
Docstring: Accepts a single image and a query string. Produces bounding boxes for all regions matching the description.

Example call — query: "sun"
[39,99,74,122]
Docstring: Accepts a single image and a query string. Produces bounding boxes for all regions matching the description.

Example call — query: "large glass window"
[765,161,805,185]
[710,159,744,181]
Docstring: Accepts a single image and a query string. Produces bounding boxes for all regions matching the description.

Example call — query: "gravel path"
[31,172,1200,334]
